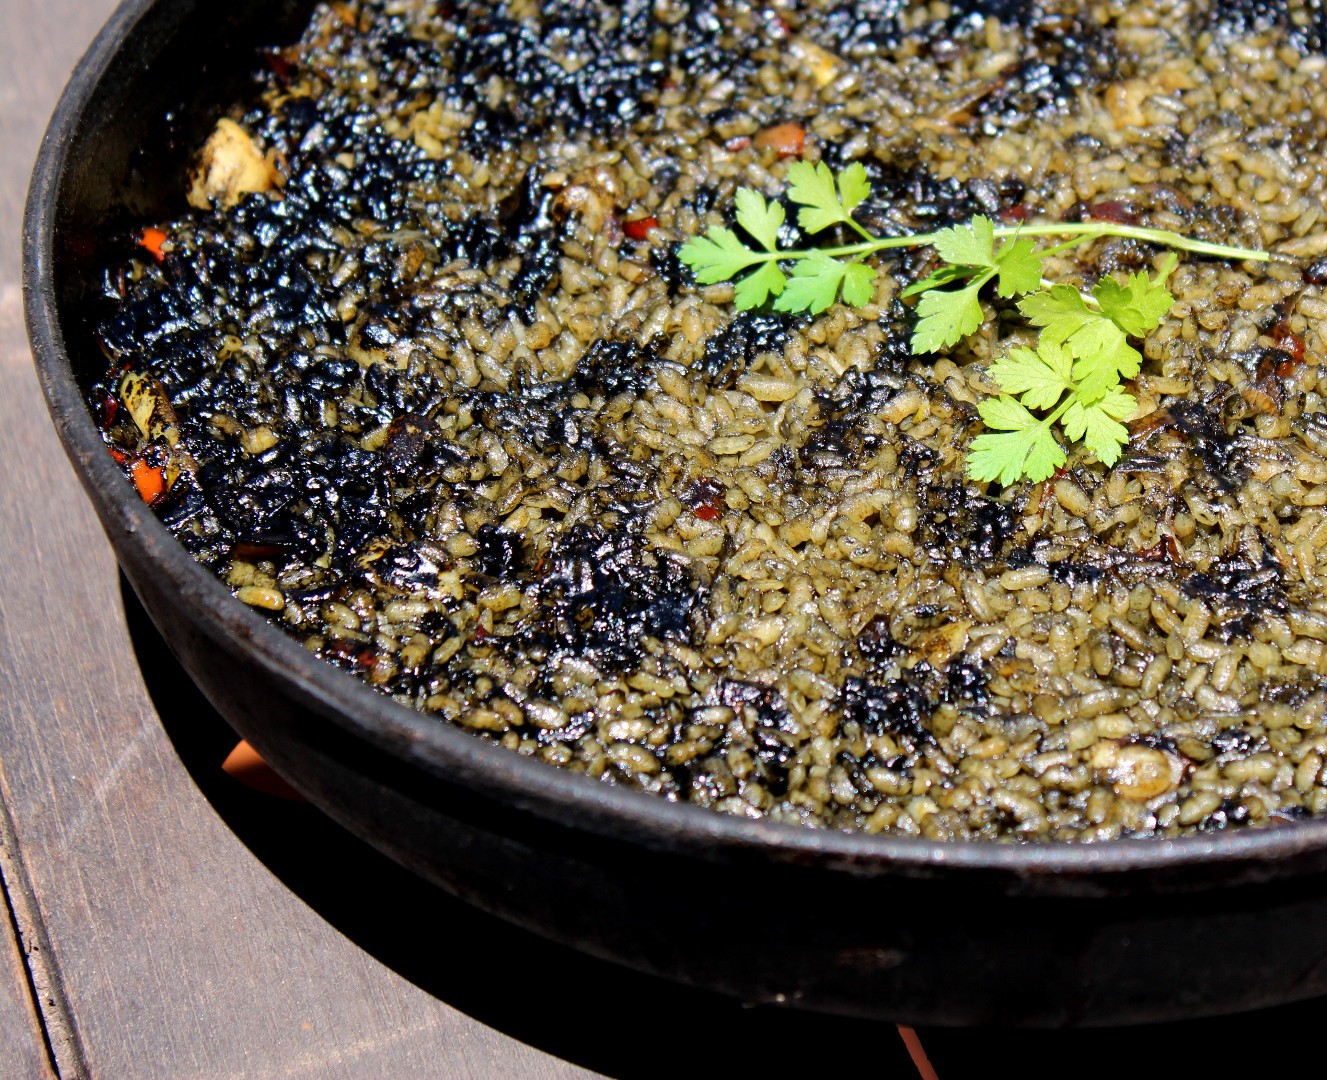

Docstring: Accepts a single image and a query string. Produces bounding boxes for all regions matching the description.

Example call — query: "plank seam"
[0,765,91,1080]
[0,867,58,1080]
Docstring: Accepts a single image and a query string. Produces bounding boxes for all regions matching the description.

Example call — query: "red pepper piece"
[222,740,306,801]
[623,216,658,241]
[98,392,119,429]
[1137,535,1182,563]
[138,226,168,263]
[691,477,725,520]
[130,458,168,505]
[753,122,806,158]
[1273,319,1305,368]
[265,48,295,83]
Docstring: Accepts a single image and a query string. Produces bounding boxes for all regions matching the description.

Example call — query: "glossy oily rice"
[94,0,1327,841]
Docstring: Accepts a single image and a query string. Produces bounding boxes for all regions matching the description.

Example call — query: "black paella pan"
[24,0,1327,1026]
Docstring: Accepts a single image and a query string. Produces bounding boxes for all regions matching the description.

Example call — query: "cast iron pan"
[25,0,1327,1026]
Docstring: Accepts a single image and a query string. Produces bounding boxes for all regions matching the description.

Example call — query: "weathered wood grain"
[0,849,54,1079]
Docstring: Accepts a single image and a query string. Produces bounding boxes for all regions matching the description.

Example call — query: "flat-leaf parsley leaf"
[786,160,871,235]
[968,397,1067,487]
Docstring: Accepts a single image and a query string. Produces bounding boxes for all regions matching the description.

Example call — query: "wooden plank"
[0,858,54,1079]
[0,787,79,1080]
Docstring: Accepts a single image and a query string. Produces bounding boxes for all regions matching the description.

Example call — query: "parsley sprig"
[678,161,1268,483]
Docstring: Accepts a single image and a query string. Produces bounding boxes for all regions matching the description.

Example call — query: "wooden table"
[7,2,1327,1077]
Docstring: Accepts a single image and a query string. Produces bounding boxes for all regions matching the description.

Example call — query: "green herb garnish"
[679,161,1268,483]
